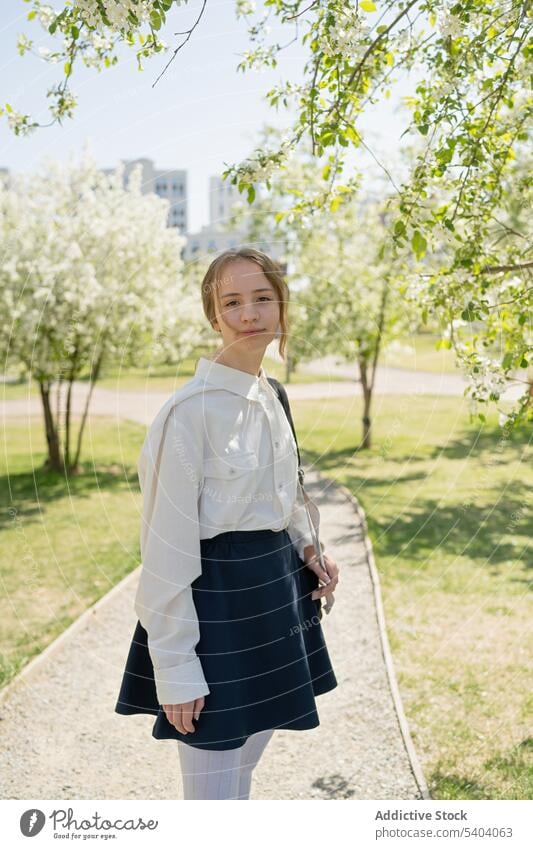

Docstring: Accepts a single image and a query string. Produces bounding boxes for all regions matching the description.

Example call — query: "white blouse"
[133,356,315,705]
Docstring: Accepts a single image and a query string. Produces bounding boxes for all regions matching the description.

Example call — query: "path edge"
[0,567,140,708]
[331,475,431,801]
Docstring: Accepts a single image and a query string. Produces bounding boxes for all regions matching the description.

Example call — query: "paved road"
[298,356,524,401]
[1,359,523,426]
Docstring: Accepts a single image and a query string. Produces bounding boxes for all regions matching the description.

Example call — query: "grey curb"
[328,472,431,801]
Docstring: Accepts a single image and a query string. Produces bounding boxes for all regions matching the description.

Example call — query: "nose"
[240,302,260,322]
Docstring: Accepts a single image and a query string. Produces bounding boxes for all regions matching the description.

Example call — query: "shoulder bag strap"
[266,374,335,615]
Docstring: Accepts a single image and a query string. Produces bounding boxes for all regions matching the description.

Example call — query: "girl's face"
[212,258,281,353]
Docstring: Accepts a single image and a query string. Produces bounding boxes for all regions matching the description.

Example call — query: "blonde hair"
[200,247,290,360]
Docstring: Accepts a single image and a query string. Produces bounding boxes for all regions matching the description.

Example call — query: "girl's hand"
[302,545,339,600]
[162,695,205,735]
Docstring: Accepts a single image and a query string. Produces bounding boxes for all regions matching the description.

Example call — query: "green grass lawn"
[92,353,353,392]
[1,395,531,799]
[0,416,145,688]
[1,353,351,399]
[292,393,532,800]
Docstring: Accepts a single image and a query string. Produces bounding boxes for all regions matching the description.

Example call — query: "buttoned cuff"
[153,656,210,706]
[286,502,315,560]
[293,535,315,561]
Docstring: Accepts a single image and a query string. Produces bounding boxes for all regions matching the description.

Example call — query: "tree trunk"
[65,369,75,471]
[357,276,391,450]
[39,381,64,472]
[359,359,372,449]
[285,352,296,384]
[71,351,104,472]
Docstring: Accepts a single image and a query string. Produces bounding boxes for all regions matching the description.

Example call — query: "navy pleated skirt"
[115,528,338,750]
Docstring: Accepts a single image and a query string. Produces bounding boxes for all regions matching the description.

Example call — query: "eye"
[224,297,272,307]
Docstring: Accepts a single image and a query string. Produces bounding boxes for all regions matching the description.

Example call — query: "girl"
[115,247,339,799]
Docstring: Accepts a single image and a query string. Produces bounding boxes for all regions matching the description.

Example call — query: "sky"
[0,1,414,232]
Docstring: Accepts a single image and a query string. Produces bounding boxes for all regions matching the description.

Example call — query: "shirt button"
[229,468,235,474]
[278,482,283,490]
[274,441,279,448]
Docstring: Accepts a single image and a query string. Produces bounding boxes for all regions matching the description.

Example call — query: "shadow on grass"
[425,419,532,463]
[0,462,139,530]
[363,481,532,576]
[301,417,531,575]
[431,737,533,800]
[430,771,491,800]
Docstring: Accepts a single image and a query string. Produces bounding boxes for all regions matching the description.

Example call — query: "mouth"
[241,329,266,335]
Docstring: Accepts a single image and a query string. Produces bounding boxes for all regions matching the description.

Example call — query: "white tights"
[177,728,275,800]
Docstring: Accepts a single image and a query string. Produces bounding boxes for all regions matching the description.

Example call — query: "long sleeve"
[134,403,210,705]
[286,495,315,560]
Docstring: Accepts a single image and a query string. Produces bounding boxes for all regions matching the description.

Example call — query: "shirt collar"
[195,356,270,401]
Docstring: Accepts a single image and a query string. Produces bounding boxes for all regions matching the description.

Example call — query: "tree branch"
[152,0,208,88]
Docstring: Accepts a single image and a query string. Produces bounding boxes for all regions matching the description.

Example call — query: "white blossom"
[317,10,370,61]
[438,10,463,40]
[0,151,201,385]
[236,0,256,17]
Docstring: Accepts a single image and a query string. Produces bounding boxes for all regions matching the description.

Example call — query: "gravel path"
[0,450,427,799]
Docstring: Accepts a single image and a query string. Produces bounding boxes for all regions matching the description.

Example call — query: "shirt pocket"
[202,449,259,480]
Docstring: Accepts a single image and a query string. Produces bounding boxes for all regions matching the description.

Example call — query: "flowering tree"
[3,0,531,425]
[226,144,417,446]
[0,153,192,473]
[226,0,532,426]
[293,197,418,448]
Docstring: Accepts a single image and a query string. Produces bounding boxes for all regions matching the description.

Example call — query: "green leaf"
[247,185,256,204]
[345,125,360,144]
[461,304,477,322]
[394,219,406,238]
[360,0,377,11]
[411,230,427,258]
[150,10,162,30]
